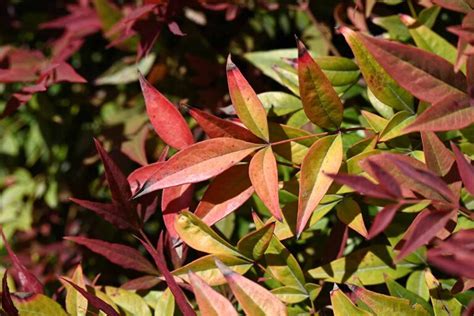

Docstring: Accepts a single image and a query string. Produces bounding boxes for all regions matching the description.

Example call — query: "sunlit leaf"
[227,56,269,141]
[331,288,372,316]
[154,288,174,316]
[258,92,302,116]
[105,286,152,316]
[385,277,433,314]
[336,198,368,238]
[379,111,416,142]
[12,294,69,316]
[237,222,275,260]
[425,270,463,316]
[188,272,238,316]
[297,134,343,236]
[64,265,88,316]
[451,142,474,196]
[271,286,308,304]
[297,40,343,130]
[249,147,282,220]
[215,259,288,316]
[421,132,455,176]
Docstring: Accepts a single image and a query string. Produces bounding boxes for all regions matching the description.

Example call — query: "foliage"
[1,0,474,315]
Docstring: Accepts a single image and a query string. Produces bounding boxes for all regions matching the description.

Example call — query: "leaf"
[379,111,416,142]
[139,74,194,149]
[396,209,456,262]
[308,245,417,285]
[407,271,430,301]
[386,277,433,315]
[297,40,344,130]
[195,164,254,226]
[270,286,308,304]
[11,294,68,316]
[336,198,368,237]
[237,222,275,260]
[249,147,282,221]
[95,54,155,85]
[0,229,43,294]
[172,254,252,286]
[427,229,474,279]
[432,0,471,13]
[139,234,196,316]
[105,287,152,316]
[425,270,463,316]
[154,288,174,316]
[215,259,287,316]
[367,204,401,240]
[189,108,262,143]
[297,134,343,236]
[331,288,372,316]
[451,142,474,196]
[352,31,468,103]
[188,272,238,316]
[258,92,302,116]
[64,265,88,316]
[175,211,242,257]
[64,236,158,275]
[162,183,194,240]
[329,173,396,200]
[421,132,455,176]
[353,286,431,315]
[401,15,458,66]
[134,138,262,198]
[341,27,414,112]
[2,272,18,316]
[405,95,474,132]
[127,161,164,195]
[60,279,119,316]
[227,56,269,141]
[361,110,389,132]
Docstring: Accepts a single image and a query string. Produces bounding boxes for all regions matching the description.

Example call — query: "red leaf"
[451,142,474,196]
[421,132,455,176]
[396,209,456,261]
[358,33,468,103]
[121,275,161,291]
[328,173,396,200]
[404,95,474,132]
[139,74,194,149]
[94,139,140,227]
[367,204,401,240]
[0,229,43,294]
[249,147,282,221]
[364,160,402,198]
[139,234,196,316]
[432,0,472,13]
[60,278,119,316]
[189,108,262,143]
[194,164,254,226]
[133,138,262,198]
[65,236,158,275]
[428,229,474,279]
[162,183,194,240]
[128,161,164,195]
[2,271,19,316]
[69,198,135,230]
[168,21,186,36]
[389,157,457,204]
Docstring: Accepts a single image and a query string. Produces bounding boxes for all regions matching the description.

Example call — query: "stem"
[407,0,417,18]
[303,3,341,56]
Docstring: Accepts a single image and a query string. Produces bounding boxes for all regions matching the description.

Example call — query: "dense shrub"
[1,0,474,315]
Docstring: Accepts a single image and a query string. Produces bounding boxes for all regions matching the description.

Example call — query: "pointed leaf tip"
[226,55,236,71]
[296,38,307,57]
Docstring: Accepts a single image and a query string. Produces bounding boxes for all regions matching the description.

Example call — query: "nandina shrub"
[1,0,474,315]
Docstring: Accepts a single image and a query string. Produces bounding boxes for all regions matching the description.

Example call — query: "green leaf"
[336,198,368,238]
[237,222,275,260]
[379,111,416,142]
[386,277,433,315]
[12,294,68,316]
[175,211,242,257]
[353,286,431,315]
[297,40,343,130]
[154,288,175,316]
[341,27,414,113]
[105,287,152,316]
[297,134,343,235]
[372,15,410,41]
[308,245,418,285]
[271,286,308,304]
[407,271,430,301]
[95,54,156,85]
[258,92,302,116]
[173,254,252,286]
[331,288,372,316]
